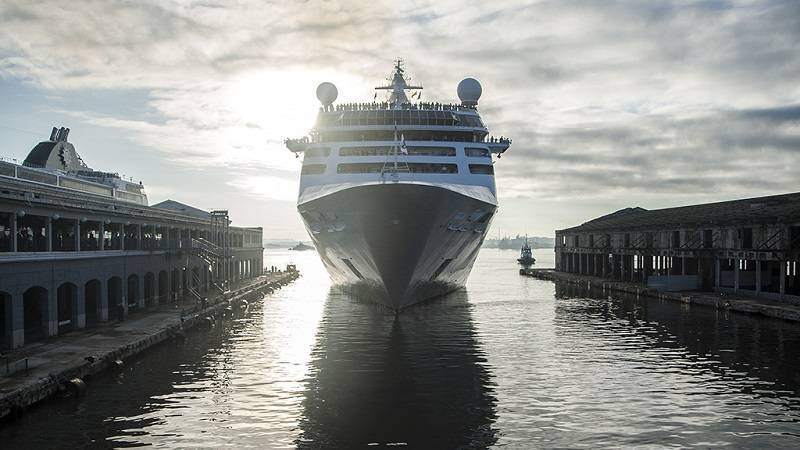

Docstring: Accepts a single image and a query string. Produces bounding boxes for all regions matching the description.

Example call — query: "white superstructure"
[286,61,510,309]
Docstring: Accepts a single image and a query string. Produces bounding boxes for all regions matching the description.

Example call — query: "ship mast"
[375,59,423,107]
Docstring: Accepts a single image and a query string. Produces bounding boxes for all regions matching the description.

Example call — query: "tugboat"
[517,235,535,271]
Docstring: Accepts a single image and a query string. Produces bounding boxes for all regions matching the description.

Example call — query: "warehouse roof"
[559,192,800,233]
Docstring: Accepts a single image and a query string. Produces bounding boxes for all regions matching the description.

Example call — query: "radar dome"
[457,78,482,106]
[316,82,338,105]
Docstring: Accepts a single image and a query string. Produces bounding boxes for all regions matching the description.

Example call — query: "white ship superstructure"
[286,61,510,309]
[1,127,148,206]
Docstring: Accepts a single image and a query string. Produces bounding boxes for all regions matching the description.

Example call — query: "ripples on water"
[2,249,800,448]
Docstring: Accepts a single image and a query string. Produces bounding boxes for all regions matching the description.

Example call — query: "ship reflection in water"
[2,249,800,448]
[296,292,497,448]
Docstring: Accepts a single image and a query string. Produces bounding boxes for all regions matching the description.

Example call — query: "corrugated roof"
[559,192,800,232]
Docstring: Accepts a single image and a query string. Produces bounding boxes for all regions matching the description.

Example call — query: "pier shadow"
[295,290,498,448]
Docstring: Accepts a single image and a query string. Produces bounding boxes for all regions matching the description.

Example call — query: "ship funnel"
[50,127,58,141]
[63,128,70,141]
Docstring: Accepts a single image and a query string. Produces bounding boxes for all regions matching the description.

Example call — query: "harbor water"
[2,249,800,448]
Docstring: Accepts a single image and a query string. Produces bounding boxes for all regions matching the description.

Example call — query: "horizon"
[1,1,798,240]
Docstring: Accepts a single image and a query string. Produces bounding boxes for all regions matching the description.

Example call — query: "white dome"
[316,82,338,105]
[457,78,482,106]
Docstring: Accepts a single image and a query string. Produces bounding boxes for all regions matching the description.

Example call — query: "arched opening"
[127,274,140,312]
[171,268,180,300]
[144,272,155,306]
[158,270,169,303]
[23,286,49,342]
[57,282,77,333]
[84,279,101,328]
[108,276,123,321]
[1,291,11,349]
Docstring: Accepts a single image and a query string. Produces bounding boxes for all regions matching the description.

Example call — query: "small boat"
[517,235,535,267]
[289,242,314,251]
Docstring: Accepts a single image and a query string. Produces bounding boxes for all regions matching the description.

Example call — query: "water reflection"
[296,291,497,448]
[3,249,800,448]
[549,282,800,445]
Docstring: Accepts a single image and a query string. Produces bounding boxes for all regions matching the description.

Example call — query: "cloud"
[1,0,799,235]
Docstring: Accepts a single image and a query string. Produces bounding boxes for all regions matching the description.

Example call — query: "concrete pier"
[1,131,266,351]
[0,270,299,421]
[553,192,800,305]
[524,268,800,322]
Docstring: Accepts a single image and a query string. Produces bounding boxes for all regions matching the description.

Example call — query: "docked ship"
[1,127,148,205]
[286,61,510,309]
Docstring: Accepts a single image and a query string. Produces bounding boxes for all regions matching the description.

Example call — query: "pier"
[0,130,266,351]
[538,192,800,319]
[0,269,299,421]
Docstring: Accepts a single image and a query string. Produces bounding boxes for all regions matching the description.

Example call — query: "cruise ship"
[1,127,148,206]
[286,61,510,309]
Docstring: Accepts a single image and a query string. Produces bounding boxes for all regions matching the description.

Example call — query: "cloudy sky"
[1,0,798,240]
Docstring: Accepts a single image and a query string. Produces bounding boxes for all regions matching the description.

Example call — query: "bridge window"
[340,147,390,157]
[337,163,458,174]
[339,146,455,157]
[406,146,456,156]
[409,163,458,173]
[469,164,494,175]
[304,147,330,158]
[301,164,326,175]
[338,163,384,173]
[465,147,490,157]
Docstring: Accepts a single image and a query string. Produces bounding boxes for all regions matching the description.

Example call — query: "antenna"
[375,59,423,106]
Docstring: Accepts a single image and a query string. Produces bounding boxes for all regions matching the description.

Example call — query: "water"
[3,248,800,448]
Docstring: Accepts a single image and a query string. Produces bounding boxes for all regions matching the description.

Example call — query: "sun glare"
[226,68,368,139]
[220,68,368,172]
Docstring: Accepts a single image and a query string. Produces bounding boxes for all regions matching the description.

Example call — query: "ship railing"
[324,101,477,113]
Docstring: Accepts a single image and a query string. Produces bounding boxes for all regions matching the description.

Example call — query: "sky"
[0,0,798,240]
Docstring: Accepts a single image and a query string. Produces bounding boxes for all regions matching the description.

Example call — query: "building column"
[75,282,86,329]
[121,224,126,251]
[715,257,721,289]
[99,222,105,251]
[75,220,81,252]
[137,224,143,250]
[11,292,24,348]
[46,216,53,252]
[755,260,762,296]
[578,253,583,275]
[11,214,17,252]
[734,259,740,291]
[46,287,57,336]
[99,278,109,321]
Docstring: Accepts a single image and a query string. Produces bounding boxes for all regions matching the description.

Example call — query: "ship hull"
[298,183,495,309]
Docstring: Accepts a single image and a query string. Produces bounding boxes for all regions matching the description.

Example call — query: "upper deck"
[286,62,511,205]
[315,102,485,129]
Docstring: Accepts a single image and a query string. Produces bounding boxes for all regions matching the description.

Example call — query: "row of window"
[301,163,494,175]
[305,146,490,158]
[319,130,480,142]
[315,110,485,128]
